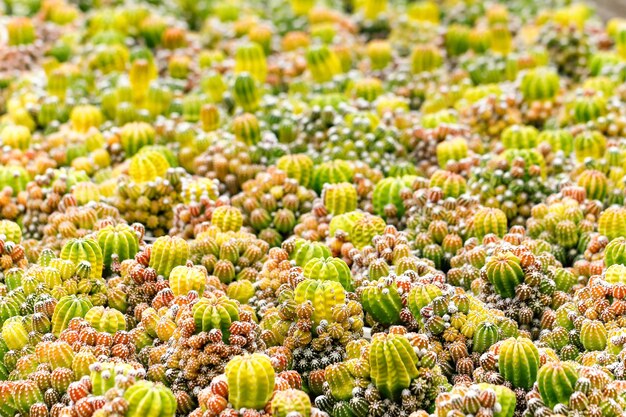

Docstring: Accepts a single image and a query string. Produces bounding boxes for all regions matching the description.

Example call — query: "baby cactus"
[211,206,244,232]
[323,183,358,215]
[472,207,508,240]
[0,220,21,243]
[276,154,314,188]
[372,175,416,219]
[85,306,127,333]
[360,278,403,325]
[192,294,240,337]
[498,337,540,389]
[294,279,346,326]
[60,238,104,278]
[485,252,524,298]
[537,361,578,408]
[97,224,140,269]
[120,122,156,157]
[271,389,311,417]
[312,160,354,194]
[52,295,93,336]
[124,380,177,417]
[225,353,275,410]
[169,264,207,297]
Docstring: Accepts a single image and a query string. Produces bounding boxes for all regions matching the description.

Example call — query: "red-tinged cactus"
[225,353,275,410]
[294,279,346,326]
[485,252,524,298]
[149,236,190,278]
[270,389,311,417]
[303,256,353,291]
[97,224,140,269]
[369,333,419,400]
[124,381,177,417]
[360,277,403,325]
[47,340,75,370]
[191,294,239,337]
[322,182,358,215]
[537,361,579,408]
[497,337,540,389]
[476,383,517,417]
[60,238,104,279]
[51,295,93,336]
[13,380,44,415]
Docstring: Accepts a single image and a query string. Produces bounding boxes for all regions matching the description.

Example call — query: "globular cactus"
[227,279,255,303]
[569,93,607,124]
[473,321,501,353]
[312,160,354,194]
[369,333,419,400]
[290,240,332,267]
[497,337,540,389]
[306,45,343,83]
[366,39,392,70]
[436,138,468,169]
[325,362,356,401]
[323,182,358,215]
[124,380,177,417]
[70,104,104,133]
[45,340,75,370]
[0,125,31,150]
[0,220,21,243]
[599,206,626,242]
[276,154,314,188]
[576,169,607,201]
[445,24,470,56]
[232,113,261,146]
[97,224,140,269]
[51,295,93,336]
[91,362,136,395]
[225,353,275,410]
[407,283,443,323]
[120,122,156,157]
[501,124,539,150]
[485,252,524,298]
[579,319,607,351]
[573,130,606,162]
[351,214,386,249]
[372,176,416,219]
[149,236,190,277]
[13,380,44,415]
[211,205,244,232]
[520,67,560,101]
[129,150,170,183]
[537,361,579,408]
[303,256,353,291]
[233,72,261,112]
[1,317,29,350]
[429,170,467,198]
[169,264,207,297]
[271,389,311,417]
[605,237,626,266]
[472,207,508,240]
[192,294,239,337]
[476,383,517,417]
[329,210,365,238]
[7,17,36,46]
[361,278,403,325]
[538,129,574,155]
[294,279,346,326]
[411,44,443,74]
[0,165,30,195]
[234,42,267,83]
[60,238,104,278]
[85,306,127,333]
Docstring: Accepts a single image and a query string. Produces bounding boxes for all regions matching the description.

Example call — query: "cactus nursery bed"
[3,0,626,416]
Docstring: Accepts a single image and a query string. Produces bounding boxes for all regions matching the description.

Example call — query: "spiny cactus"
[225,353,275,410]
[149,236,190,277]
[497,337,540,389]
[369,333,419,400]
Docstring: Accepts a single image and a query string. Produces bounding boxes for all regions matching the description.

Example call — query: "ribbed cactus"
[85,306,127,333]
[169,264,207,297]
[129,149,170,183]
[124,381,177,417]
[271,389,311,417]
[369,333,419,400]
[476,383,517,417]
[232,113,261,146]
[60,238,104,278]
[407,283,443,323]
[312,160,354,194]
[294,279,346,326]
[234,42,267,82]
[485,252,524,298]
[1,317,29,350]
[233,72,261,112]
[329,211,365,238]
[192,294,239,337]
[576,169,607,201]
[473,321,501,353]
[580,319,607,351]
[306,45,343,83]
[1,125,31,150]
[290,240,332,267]
[211,205,244,232]
[472,207,508,240]
[120,122,155,156]
[13,380,43,415]
[351,214,386,249]
[599,206,626,242]
[411,44,443,74]
[303,256,353,291]
[501,124,539,150]
[537,361,579,408]
[97,224,139,269]
[149,236,190,277]
[429,170,467,198]
[372,175,416,219]
[51,295,93,336]
[498,337,540,389]
[445,24,470,56]
[91,362,136,395]
[520,67,560,101]
[605,237,626,266]
[276,154,314,188]
[573,130,606,162]
[323,182,358,215]
[0,220,21,243]
[538,129,573,155]
[225,353,275,410]
[325,362,356,401]
[361,278,403,325]
[70,104,104,133]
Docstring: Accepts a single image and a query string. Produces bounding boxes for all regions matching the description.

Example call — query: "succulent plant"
[149,236,190,277]
[303,256,353,291]
[192,294,240,337]
[51,295,93,336]
[97,224,140,269]
[271,389,312,417]
[225,353,275,410]
[294,279,346,326]
[369,333,419,400]
[498,337,540,389]
[60,238,104,278]
[124,380,177,417]
[537,361,578,408]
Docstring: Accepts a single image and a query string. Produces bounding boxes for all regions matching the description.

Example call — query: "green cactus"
[60,238,104,279]
[225,353,275,410]
[360,278,403,325]
[473,321,501,354]
[149,236,190,278]
[271,389,312,417]
[85,306,127,333]
[277,154,314,188]
[97,224,140,269]
[294,279,346,326]
[498,337,540,390]
[369,333,419,400]
[169,264,207,297]
[537,361,579,408]
[290,240,332,267]
[303,256,353,291]
[51,295,93,336]
[192,294,239,337]
[124,380,177,417]
[372,175,416,219]
[323,182,358,215]
[485,252,524,299]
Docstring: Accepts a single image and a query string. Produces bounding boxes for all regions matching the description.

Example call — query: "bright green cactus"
[119,122,156,157]
[604,237,626,266]
[323,182,358,215]
[351,214,386,249]
[372,175,416,219]
[97,224,139,269]
[294,279,346,326]
[124,380,177,417]
[85,306,127,333]
[192,294,239,337]
[312,160,354,194]
[60,238,104,279]
[580,319,607,351]
[303,256,353,291]
[329,211,365,238]
[0,220,21,243]
[498,337,539,389]
[501,124,539,150]
[472,207,508,240]
[369,333,419,400]
[599,206,626,242]
[520,67,560,101]
[360,278,403,325]
[276,154,314,188]
[473,321,501,354]
[290,240,332,267]
[149,236,190,278]
[51,295,93,336]
[211,205,244,232]
[537,361,578,408]
[429,170,467,198]
[485,252,524,299]
[225,353,275,410]
[325,362,356,401]
[407,283,443,324]
[1,317,29,350]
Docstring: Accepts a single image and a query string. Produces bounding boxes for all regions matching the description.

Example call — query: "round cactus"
[211,205,244,232]
[169,264,207,297]
[580,319,607,351]
[0,165,30,195]
[85,306,127,333]
[290,240,332,267]
[303,256,353,291]
[411,44,443,74]
[325,362,356,401]
[51,295,93,336]
[351,214,386,249]
[0,220,21,243]
[312,160,354,194]
[485,252,524,299]
[476,383,517,417]
[70,104,104,133]
[520,67,560,101]
[605,237,626,266]
[538,129,574,155]
[60,238,104,278]
[329,210,365,238]
[225,353,275,410]
[369,333,419,400]
[498,337,540,389]
[271,389,311,417]
[407,283,443,323]
[429,170,467,198]
[233,72,261,112]
[124,380,177,417]
[306,45,343,83]
[537,361,579,408]
[294,279,346,326]
[574,130,606,162]
[129,150,170,183]
[232,113,261,146]
[445,24,471,56]
[149,236,190,278]
[234,42,267,83]
[473,322,501,354]
[372,176,416,219]
[192,294,239,337]
[576,169,608,201]
[0,125,31,150]
[323,182,358,215]
[13,380,43,415]
[1,317,29,350]
[97,224,140,269]
[599,206,626,242]
[501,124,539,150]
[361,278,403,325]
[276,154,314,188]
[120,122,156,157]
[472,207,508,240]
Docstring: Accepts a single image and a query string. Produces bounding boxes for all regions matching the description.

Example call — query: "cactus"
[13,380,43,415]
[225,353,275,410]
[312,160,354,194]
[51,295,93,336]
[411,44,443,74]
[232,113,261,146]
[407,283,443,323]
[605,237,626,266]
[233,72,261,112]
[271,389,311,417]
[498,337,540,389]
[129,150,170,183]
[574,131,606,162]
[351,214,386,249]
[7,17,36,46]
[323,183,358,215]
[369,333,419,400]
[429,170,467,198]
[120,122,156,157]
[276,154,314,188]
[290,240,332,267]
[472,207,508,240]
[537,361,578,408]
[169,264,207,297]
[149,236,190,277]
[476,383,517,417]
[1,317,29,350]
[329,211,365,238]
[372,175,416,219]
[97,224,140,269]
[306,45,343,83]
[0,125,31,150]
[192,294,239,337]
[473,322,501,353]
[60,238,104,278]
[580,319,607,351]
[303,256,353,291]
[485,252,524,298]
[538,129,574,155]
[599,206,626,242]
[124,381,177,417]
[85,306,127,333]
[576,169,608,201]
[501,124,539,150]
[520,68,560,101]
[294,279,346,326]
[361,278,403,325]
[0,165,30,195]
[325,362,356,401]
[0,220,21,243]
[211,206,244,232]
[234,42,267,83]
